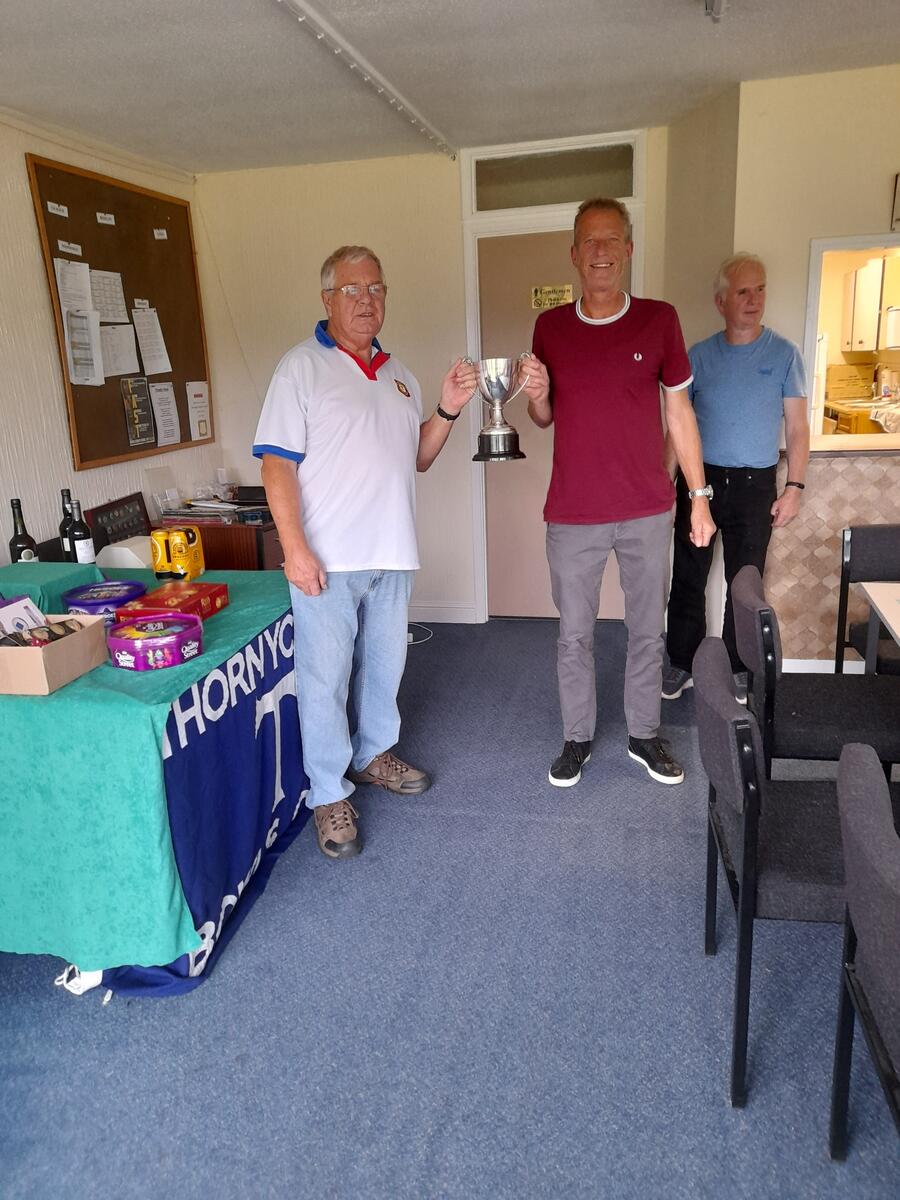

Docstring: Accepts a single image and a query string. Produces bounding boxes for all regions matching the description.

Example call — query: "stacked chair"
[835,524,900,676]
[730,565,900,779]
[830,743,900,1159]
[693,636,845,1107]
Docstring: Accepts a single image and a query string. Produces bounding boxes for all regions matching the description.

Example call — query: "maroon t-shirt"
[532,297,692,524]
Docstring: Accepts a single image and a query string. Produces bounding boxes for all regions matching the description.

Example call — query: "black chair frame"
[835,524,900,675]
[829,910,900,1158]
[704,718,761,1109]
[745,594,894,784]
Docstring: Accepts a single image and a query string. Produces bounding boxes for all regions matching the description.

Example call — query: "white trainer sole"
[548,751,591,787]
[627,748,684,785]
[661,678,693,701]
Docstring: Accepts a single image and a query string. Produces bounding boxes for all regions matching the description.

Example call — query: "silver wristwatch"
[688,484,714,501]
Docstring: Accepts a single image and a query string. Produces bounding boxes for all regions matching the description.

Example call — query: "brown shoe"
[347,750,431,795]
[314,800,362,859]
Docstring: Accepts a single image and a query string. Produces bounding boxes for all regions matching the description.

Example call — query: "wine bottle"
[68,500,96,564]
[59,488,74,561]
[8,499,39,563]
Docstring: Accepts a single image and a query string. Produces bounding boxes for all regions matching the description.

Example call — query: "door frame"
[459,130,648,621]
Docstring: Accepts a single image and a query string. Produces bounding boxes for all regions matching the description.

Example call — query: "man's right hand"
[284,547,327,596]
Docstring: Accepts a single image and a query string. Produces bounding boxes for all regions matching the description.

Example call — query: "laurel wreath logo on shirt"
[395,380,410,397]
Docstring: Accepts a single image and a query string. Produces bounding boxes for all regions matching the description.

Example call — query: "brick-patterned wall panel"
[766,455,900,661]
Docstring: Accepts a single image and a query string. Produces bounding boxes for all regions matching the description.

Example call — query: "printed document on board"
[186,381,211,440]
[100,324,140,376]
[64,309,104,386]
[149,382,181,447]
[53,258,93,313]
[132,308,172,375]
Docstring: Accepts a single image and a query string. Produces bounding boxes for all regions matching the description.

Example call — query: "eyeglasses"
[325,283,387,300]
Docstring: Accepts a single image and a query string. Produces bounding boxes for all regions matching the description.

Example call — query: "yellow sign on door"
[531,284,573,310]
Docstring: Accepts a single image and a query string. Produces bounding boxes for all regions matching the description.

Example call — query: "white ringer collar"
[576,293,631,325]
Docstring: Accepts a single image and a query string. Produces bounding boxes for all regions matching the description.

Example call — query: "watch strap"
[436,404,459,422]
[784,480,805,490]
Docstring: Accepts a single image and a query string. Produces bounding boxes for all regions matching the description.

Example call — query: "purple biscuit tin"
[63,580,147,626]
[107,612,203,671]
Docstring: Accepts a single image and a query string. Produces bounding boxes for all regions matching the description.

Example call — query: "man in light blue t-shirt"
[663,253,809,698]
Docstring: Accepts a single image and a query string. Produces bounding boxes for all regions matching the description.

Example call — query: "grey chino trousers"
[546,509,674,742]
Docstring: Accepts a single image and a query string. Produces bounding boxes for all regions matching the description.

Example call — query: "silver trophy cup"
[471,355,528,462]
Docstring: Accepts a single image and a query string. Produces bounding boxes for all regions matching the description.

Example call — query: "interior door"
[478,230,626,619]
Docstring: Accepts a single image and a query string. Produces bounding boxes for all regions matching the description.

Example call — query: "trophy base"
[472,429,526,462]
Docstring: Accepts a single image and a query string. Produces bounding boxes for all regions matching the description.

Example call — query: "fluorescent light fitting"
[275,0,456,158]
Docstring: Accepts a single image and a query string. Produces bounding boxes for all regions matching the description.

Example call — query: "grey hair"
[574,197,633,243]
[715,252,766,297]
[320,245,384,290]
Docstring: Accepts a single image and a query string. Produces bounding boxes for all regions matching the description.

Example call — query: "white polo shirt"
[253,323,423,572]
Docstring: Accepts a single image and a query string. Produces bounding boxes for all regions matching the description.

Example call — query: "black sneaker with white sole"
[627,736,684,785]
[549,740,592,787]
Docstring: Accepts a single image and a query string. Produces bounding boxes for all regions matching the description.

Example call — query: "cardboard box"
[114,580,229,622]
[0,614,108,695]
[826,363,875,399]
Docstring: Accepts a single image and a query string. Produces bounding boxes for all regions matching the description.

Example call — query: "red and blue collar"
[316,320,390,380]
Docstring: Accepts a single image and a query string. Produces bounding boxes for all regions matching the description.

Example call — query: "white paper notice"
[96,212,115,225]
[186,381,211,440]
[54,258,93,313]
[57,240,82,256]
[153,228,168,240]
[47,201,68,217]
[90,270,129,323]
[149,382,181,447]
[64,309,104,386]
[131,308,172,375]
[100,324,139,376]
[133,298,150,309]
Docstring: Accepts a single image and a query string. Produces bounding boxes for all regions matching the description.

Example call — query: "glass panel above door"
[475,144,634,212]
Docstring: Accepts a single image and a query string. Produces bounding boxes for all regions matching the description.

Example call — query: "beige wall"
[734,64,900,350]
[0,113,222,560]
[195,154,473,618]
[663,87,739,345]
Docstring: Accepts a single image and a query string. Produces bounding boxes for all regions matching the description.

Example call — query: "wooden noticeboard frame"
[26,154,214,471]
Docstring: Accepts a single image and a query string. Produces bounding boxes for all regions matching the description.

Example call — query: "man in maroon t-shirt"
[520,198,715,789]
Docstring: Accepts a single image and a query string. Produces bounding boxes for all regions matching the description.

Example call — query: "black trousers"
[665,463,777,674]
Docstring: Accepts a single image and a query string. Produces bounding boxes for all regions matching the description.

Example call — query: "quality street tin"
[63,580,147,626]
[107,612,203,671]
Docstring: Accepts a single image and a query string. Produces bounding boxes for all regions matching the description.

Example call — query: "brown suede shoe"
[314,800,362,859]
[347,750,431,795]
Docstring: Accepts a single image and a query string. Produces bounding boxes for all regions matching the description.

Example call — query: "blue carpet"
[1,619,898,1198]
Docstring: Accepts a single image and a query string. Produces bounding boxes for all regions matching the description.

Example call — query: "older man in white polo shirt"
[254,245,476,860]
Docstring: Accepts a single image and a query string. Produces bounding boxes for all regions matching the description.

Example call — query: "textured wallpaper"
[767,454,900,661]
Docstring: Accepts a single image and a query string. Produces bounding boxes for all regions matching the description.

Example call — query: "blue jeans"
[290,569,414,809]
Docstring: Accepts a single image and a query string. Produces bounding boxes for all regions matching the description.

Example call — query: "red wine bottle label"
[74,538,95,564]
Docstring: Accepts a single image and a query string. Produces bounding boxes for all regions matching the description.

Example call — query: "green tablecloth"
[0,561,104,613]
[0,570,291,972]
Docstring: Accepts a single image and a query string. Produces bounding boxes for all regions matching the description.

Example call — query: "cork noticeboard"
[26,154,213,471]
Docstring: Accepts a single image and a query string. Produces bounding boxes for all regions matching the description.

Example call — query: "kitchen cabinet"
[842,259,883,352]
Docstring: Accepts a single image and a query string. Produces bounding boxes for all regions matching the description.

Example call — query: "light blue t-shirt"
[688,327,807,468]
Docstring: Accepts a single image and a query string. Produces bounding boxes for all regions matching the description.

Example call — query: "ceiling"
[2,0,900,174]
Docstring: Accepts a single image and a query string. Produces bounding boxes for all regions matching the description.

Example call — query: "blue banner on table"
[103,610,310,996]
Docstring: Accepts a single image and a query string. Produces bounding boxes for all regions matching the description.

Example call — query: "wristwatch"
[688,484,714,501]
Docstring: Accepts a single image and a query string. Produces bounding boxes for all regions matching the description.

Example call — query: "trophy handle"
[506,352,531,403]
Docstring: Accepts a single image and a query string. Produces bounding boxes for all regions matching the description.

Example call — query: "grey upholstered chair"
[830,743,900,1159]
[730,565,900,778]
[694,635,845,1108]
[835,524,900,676]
